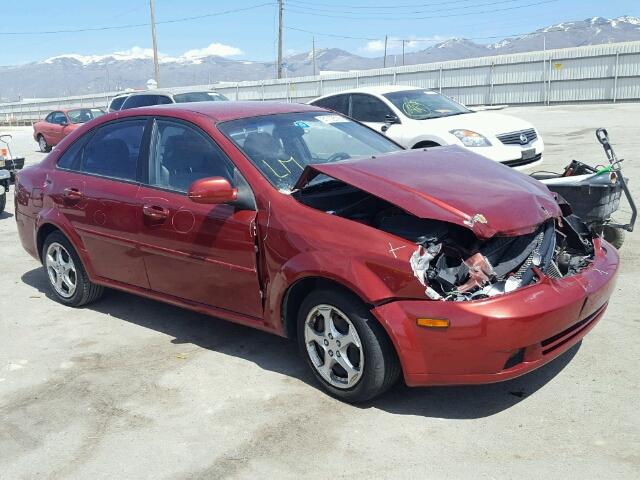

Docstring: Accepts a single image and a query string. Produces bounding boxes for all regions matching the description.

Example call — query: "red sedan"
[33,108,104,152]
[15,102,618,402]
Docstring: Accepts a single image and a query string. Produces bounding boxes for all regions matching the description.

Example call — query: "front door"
[136,118,263,318]
[349,93,396,136]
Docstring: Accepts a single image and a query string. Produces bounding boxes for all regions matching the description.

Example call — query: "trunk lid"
[294,146,560,238]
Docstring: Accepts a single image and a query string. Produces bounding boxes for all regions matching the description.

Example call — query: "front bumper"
[372,239,618,387]
[466,137,544,171]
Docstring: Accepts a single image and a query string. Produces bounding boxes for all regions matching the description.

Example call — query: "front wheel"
[602,225,625,249]
[297,289,400,403]
[42,231,104,306]
[0,192,6,214]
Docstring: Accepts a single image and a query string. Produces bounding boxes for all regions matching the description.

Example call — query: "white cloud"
[182,42,243,60]
[361,36,446,55]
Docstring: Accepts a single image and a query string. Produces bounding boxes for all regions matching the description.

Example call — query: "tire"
[38,134,51,153]
[0,192,5,214]
[41,231,104,307]
[412,141,441,149]
[297,288,401,403]
[602,225,625,249]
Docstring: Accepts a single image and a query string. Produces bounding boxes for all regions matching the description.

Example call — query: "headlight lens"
[450,129,491,147]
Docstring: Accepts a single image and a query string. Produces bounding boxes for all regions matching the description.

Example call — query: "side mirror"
[188,177,238,205]
[60,121,68,126]
[381,114,400,132]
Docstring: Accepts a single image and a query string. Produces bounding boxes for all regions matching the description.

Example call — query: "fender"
[35,209,99,280]
[264,249,424,333]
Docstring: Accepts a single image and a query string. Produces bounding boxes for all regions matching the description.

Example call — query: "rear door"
[135,118,263,318]
[311,94,350,116]
[53,118,150,288]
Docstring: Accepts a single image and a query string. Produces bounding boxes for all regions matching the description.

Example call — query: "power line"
[287,0,515,8]
[285,25,378,41]
[286,0,533,16]
[0,3,275,35]
[285,0,559,21]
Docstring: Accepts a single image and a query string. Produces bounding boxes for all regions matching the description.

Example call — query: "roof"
[314,84,425,100]
[123,101,326,122]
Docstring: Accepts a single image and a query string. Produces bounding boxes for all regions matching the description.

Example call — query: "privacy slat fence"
[2,40,640,125]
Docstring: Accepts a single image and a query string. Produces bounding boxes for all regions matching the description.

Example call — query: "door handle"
[62,187,83,202]
[143,204,170,221]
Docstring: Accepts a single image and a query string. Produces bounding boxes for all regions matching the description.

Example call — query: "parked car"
[108,93,131,112]
[310,86,544,169]
[119,90,229,110]
[15,102,618,402]
[33,108,105,152]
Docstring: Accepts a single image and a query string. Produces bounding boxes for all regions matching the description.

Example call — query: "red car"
[15,102,618,402]
[33,108,105,152]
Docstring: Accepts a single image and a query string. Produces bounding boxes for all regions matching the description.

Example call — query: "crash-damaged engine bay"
[294,179,596,301]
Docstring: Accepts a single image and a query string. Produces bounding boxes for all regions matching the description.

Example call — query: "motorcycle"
[0,134,26,215]
[532,128,636,249]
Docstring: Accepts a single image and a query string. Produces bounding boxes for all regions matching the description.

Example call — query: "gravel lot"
[1,103,639,479]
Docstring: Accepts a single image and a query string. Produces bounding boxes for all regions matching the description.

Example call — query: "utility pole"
[149,0,160,87]
[402,40,406,66]
[277,0,284,79]
[383,35,388,68]
[312,36,317,76]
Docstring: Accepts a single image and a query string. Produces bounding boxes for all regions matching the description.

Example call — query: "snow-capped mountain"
[1,16,639,101]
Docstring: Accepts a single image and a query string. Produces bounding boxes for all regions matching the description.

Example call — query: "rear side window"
[122,95,173,109]
[148,119,234,192]
[81,120,146,181]
[109,96,127,111]
[57,134,93,171]
[51,112,68,125]
[312,95,349,115]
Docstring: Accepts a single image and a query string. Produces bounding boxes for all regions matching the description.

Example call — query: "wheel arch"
[412,140,441,149]
[36,223,63,262]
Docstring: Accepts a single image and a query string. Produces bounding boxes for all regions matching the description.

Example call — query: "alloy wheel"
[304,304,364,389]
[38,136,47,152]
[45,242,77,298]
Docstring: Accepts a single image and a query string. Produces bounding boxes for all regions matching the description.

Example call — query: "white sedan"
[310,85,544,170]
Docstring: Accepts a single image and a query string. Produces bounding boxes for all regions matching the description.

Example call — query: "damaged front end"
[293,149,599,303]
[409,215,594,301]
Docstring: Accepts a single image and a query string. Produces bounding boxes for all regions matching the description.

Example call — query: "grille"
[503,153,542,168]
[496,128,537,145]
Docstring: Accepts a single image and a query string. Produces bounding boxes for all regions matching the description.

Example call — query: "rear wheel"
[297,288,400,403]
[38,135,51,153]
[0,191,6,214]
[42,231,103,307]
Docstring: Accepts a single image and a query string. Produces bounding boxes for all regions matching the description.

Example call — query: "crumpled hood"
[294,146,560,238]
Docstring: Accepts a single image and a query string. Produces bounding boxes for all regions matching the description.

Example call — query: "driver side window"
[350,94,393,123]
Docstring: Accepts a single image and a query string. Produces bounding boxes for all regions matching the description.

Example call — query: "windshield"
[219,112,401,191]
[67,108,105,124]
[173,91,229,103]
[383,89,470,120]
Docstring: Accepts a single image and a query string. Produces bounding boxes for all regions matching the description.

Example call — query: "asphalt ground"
[1,103,639,479]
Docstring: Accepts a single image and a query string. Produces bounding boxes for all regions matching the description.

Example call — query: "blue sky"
[1,0,639,65]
